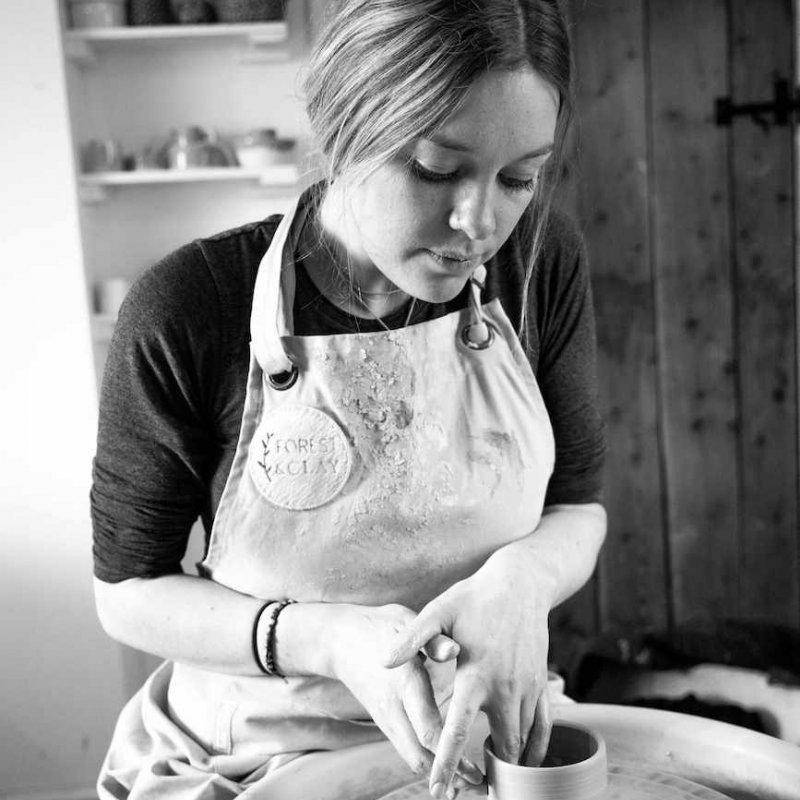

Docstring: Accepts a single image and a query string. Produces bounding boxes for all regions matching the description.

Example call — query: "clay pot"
[213,0,284,23]
[174,0,216,23]
[69,0,127,28]
[130,0,173,25]
[484,722,607,800]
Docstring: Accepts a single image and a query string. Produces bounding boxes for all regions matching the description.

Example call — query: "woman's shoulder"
[539,206,586,268]
[136,216,280,306]
[121,215,282,344]
[196,214,283,274]
[493,206,585,292]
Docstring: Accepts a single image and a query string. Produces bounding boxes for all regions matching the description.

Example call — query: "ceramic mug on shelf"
[81,138,126,173]
[69,0,127,28]
[484,722,607,800]
[214,0,284,22]
[95,278,132,318]
[129,0,173,25]
[159,126,236,169]
[174,0,216,23]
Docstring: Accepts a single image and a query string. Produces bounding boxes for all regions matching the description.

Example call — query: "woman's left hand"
[383,547,556,798]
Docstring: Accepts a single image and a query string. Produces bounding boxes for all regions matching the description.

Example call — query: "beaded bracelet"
[263,599,296,677]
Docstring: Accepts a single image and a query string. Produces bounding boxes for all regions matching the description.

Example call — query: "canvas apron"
[97,196,555,800]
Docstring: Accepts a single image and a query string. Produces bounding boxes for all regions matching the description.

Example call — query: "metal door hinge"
[715,78,797,131]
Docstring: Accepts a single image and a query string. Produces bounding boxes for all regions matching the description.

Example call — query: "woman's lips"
[425,249,482,269]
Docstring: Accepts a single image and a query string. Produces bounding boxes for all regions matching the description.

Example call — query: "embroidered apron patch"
[248,403,353,510]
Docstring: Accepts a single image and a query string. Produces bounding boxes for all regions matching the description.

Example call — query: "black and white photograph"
[1,2,799,799]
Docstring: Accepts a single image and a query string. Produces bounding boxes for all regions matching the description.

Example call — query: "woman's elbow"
[93,576,144,644]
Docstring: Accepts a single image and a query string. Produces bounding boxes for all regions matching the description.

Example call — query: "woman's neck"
[299,189,411,319]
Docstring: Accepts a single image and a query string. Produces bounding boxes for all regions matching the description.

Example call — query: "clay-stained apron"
[97,193,555,800]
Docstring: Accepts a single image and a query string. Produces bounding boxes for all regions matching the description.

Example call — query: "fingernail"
[429,782,444,799]
[442,641,460,659]
[446,785,457,800]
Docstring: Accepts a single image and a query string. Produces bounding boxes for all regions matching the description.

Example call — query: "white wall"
[0,2,328,794]
[0,1,128,795]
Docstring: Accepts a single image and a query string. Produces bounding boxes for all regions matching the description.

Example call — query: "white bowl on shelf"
[234,144,282,170]
[69,0,127,29]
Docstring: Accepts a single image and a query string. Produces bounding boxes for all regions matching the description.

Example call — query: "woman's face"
[323,67,559,303]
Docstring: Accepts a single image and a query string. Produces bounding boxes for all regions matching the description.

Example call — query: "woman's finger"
[402,657,445,754]
[384,611,445,668]
[403,659,483,786]
[371,682,436,778]
[486,697,524,765]
[428,674,483,797]
[520,688,552,767]
[518,692,538,765]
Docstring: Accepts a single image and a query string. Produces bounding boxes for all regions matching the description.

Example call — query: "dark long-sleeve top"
[91,199,605,583]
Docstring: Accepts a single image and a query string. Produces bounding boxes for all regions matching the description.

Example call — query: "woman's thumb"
[384,616,459,668]
[423,633,461,662]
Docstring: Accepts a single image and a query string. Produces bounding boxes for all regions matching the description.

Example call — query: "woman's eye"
[409,159,459,183]
[409,158,538,194]
[499,174,537,193]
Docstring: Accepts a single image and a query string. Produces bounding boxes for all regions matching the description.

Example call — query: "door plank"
[566,0,668,637]
[729,0,799,624]
[647,0,740,624]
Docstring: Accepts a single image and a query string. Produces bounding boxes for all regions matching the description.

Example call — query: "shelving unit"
[62,2,315,378]
[63,21,289,65]
[78,164,302,202]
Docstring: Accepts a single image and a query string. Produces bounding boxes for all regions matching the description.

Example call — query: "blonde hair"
[304,0,574,338]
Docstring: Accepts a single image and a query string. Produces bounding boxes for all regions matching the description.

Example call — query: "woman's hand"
[383,550,556,798]
[325,603,483,787]
[383,503,606,798]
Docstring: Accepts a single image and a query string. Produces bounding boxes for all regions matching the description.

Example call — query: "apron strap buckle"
[267,364,299,391]
[461,321,495,350]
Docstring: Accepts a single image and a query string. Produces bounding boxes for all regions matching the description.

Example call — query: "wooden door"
[551,0,798,674]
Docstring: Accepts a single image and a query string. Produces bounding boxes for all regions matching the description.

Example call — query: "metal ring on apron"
[267,364,299,390]
[461,321,495,350]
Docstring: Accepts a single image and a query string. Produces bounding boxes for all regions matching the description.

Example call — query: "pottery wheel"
[377,761,735,800]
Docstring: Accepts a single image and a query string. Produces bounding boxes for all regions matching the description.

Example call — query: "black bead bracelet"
[259,599,296,677]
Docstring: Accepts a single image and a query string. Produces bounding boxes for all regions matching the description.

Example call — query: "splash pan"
[238,703,800,800]
[378,702,800,800]
[379,765,734,799]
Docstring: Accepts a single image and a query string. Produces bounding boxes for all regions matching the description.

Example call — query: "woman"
[91,1,606,798]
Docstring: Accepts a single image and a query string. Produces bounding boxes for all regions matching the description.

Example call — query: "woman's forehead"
[420,68,559,164]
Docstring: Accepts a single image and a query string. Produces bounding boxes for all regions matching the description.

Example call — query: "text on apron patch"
[247,403,353,510]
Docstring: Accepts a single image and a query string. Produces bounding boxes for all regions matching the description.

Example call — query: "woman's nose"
[449,183,496,241]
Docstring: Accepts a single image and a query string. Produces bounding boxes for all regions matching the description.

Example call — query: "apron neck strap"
[250,196,308,376]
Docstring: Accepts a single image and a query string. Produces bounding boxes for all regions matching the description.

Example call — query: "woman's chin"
[404,275,471,305]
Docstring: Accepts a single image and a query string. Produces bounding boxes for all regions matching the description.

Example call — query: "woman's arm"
[384,502,606,798]
[95,573,480,787]
[495,502,606,607]
[94,574,283,676]
[93,573,412,678]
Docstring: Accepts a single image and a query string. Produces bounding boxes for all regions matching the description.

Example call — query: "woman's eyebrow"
[425,135,554,160]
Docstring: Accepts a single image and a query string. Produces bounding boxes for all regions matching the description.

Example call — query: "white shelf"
[64,22,287,43]
[78,164,301,202]
[64,22,289,64]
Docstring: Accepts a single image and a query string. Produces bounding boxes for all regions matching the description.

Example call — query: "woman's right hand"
[324,603,483,786]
